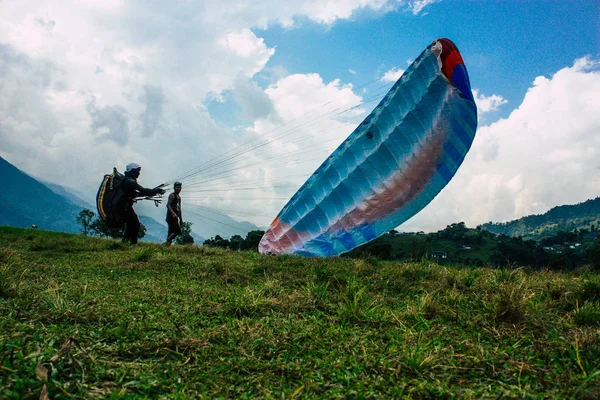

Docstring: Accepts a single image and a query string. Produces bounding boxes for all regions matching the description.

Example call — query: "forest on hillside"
[345,223,600,270]
[481,197,600,240]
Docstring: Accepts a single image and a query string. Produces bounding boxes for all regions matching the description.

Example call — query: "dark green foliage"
[203,230,265,252]
[76,208,95,235]
[203,234,229,248]
[574,302,600,327]
[345,222,597,270]
[589,239,600,270]
[228,234,244,250]
[578,278,600,303]
[492,235,546,267]
[174,221,194,245]
[242,230,265,250]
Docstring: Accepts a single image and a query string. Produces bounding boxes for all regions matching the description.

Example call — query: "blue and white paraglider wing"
[259,38,478,257]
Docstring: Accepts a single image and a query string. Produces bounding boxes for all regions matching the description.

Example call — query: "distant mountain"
[137,216,166,243]
[480,197,600,240]
[43,181,96,209]
[183,206,261,240]
[0,156,83,232]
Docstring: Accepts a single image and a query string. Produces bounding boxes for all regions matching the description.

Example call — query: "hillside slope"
[480,197,600,239]
[0,156,82,232]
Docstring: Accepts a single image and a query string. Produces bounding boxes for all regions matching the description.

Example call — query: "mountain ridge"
[0,156,82,232]
[480,197,600,239]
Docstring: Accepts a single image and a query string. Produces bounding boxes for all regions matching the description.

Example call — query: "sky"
[0,0,599,235]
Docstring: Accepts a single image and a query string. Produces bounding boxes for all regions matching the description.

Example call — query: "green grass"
[1,226,599,398]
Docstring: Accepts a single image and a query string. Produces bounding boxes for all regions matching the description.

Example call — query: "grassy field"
[1,227,599,399]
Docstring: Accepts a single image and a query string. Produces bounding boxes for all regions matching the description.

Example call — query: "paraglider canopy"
[259,38,478,257]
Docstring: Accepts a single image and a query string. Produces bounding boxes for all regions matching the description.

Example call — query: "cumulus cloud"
[266,73,362,120]
[472,88,508,117]
[402,56,600,231]
[0,44,63,155]
[381,67,405,82]
[86,98,130,146]
[219,29,275,77]
[232,75,274,121]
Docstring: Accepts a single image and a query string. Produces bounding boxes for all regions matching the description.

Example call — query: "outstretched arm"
[129,180,164,197]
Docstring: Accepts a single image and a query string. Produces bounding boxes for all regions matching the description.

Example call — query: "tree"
[90,218,122,238]
[589,239,600,270]
[204,235,229,248]
[175,222,194,245]
[406,238,428,259]
[363,242,393,260]
[242,230,265,251]
[76,209,95,236]
[229,234,244,250]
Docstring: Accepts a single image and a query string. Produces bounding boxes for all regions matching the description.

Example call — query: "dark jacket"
[121,174,160,206]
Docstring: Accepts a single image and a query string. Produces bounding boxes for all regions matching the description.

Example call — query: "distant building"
[430,251,447,259]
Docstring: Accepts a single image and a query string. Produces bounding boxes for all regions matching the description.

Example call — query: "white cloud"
[381,67,405,82]
[408,0,439,15]
[219,29,275,77]
[402,56,600,231]
[472,88,508,116]
[232,75,274,121]
[86,98,130,146]
[266,73,362,120]
[138,85,166,138]
[291,0,394,25]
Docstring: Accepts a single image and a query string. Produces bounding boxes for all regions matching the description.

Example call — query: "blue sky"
[0,0,599,236]
[210,0,599,125]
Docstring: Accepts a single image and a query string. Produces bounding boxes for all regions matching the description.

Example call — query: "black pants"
[123,207,140,244]
[167,217,182,241]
